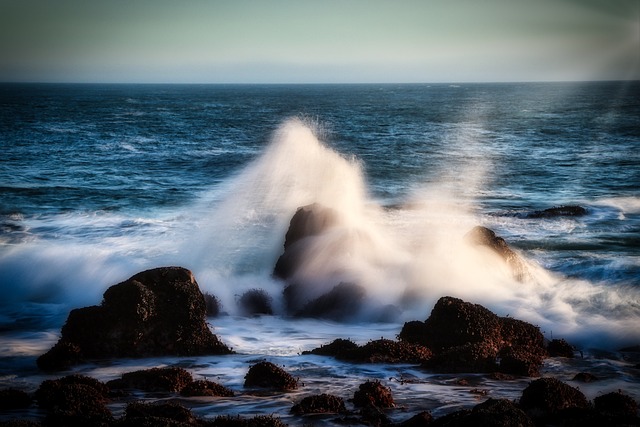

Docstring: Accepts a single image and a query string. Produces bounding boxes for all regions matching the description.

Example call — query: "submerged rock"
[294,282,366,320]
[525,205,587,218]
[107,367,193,393]
[37,267,233,370]
[465,226,530,281]
[180,379,235,397]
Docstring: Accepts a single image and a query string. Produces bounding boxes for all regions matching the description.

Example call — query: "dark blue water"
[1,82,639,419]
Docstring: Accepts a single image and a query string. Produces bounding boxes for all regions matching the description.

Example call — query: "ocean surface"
[1,82,639,422]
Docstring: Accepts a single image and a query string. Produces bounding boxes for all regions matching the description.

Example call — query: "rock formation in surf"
[37,267,233,370]
[465,226,530,282]
[524,205,587,218]
[274,203,368,319]
[399,296,547,376]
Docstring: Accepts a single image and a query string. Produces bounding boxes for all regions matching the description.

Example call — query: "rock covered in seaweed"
[399,296,547,376]
[107,367,193,392]
[304,338,432,364]
[243,361,298,391]
[291,393,347,414]
[37,267,233,370]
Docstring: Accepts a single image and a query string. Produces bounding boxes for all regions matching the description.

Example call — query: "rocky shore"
[1,205,638,425]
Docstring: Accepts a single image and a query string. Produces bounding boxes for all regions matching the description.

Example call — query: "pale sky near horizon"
[1,0,638,83]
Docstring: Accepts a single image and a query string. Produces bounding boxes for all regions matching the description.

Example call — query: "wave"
[0,118,638,350]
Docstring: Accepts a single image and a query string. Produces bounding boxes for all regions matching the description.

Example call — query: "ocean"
[1,82,639,422]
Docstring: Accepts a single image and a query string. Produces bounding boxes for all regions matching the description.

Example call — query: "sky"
[0,0,638,83]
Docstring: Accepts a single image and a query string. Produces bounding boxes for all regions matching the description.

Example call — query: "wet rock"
[208,414,288,426]
[303,338,360,358]
[121,401,197,426]
[464,226,529,281]
[572,372,599,382]
[35,375,112,426]
[0,388,32,410]
[352,380,394,409]
[594,391,638,418]
[519,377,590,420]
[525,205,587,218]
[429,398,534,427]
[204,292,222,317]
[37,267,233,370]
[291,393,347,414]
[397,411,433,426]
[359,403,393,426]
[273,203,340,280]
[243,361,298,391]
[294,282,366,320]
[400,296,546,376]
[180,379,235,397]
[107,367,193,392]
[237,289,273,316]
[547,338,575,357]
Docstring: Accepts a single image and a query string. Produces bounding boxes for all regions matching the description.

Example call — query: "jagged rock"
[107,367,193,392]
[547,338,575,357]
[397,411,433,426]
[291,393,347,414]
[352,380,394,408]
[594,391,638,418]
[35,375,112,426]
[519,377,590,419]
[399,296,546,376]
[273,203,340,280]
[180,379,235,397]
[243,361,298,391]
[37,267,232,370]
[465,226,529,281]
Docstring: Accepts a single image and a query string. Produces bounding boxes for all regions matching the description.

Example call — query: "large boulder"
[243,361,298,391]
[465,226,529,281]
[519,377,590,420]
[37,267,232,370]
[399,296,547,376]
[273,203,340,280]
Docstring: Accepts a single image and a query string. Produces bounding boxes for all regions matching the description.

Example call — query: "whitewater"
[0,82,639,420]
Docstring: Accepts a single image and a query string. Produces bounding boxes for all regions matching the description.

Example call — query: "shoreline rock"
[37,267,233,371]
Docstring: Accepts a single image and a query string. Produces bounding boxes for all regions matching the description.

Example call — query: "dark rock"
[208,414,289,427]
[237,289,273,316]
[525,205,587,218]
[351,339,432,364]
[0,421,41,427]
[547,338,575,357]
[398,411,434,426]
[519,377,590,418]
[294,282,366,320]
[0,388,32,410]
[433,398,534,427]
[35,376,112,426]
[243,361,298,391]
[273,203,340,280]
[108,367,193,392]
[122,401,196,425]
[204,292,222,317]
[352,380,394,408]
[572,372,599,382]
[37,267,232,370]
[303,338,360,358]
[594,391,638,418]
[359,403,393,426]
[464,226,529,281]
[291,393,347,414]
[429,409,472,427]
[400,296,546,376]
[180,379,235,397]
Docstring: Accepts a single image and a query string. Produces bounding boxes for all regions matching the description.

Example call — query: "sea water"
[0,82,639,422]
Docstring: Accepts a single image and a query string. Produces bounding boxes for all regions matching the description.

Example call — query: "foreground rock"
[399,296,547,376]
[291,393,347,415]
[243,361,298,391]
[37,267,233,370]
[107,367,193,392]
[304,338,432,364]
